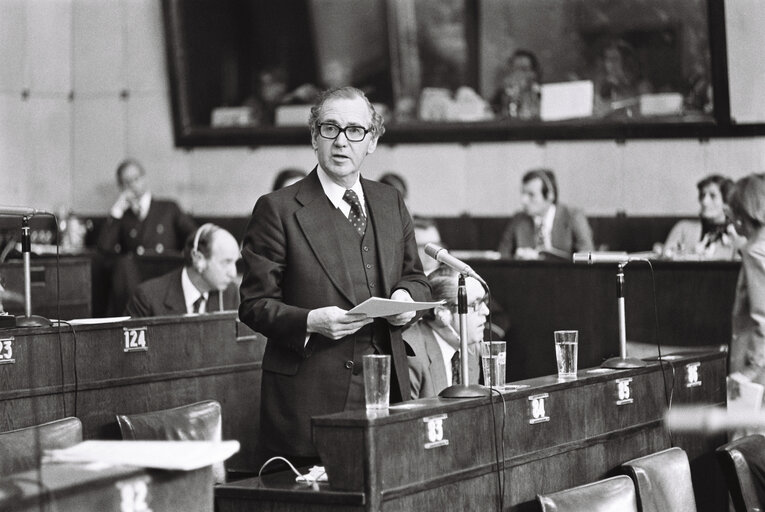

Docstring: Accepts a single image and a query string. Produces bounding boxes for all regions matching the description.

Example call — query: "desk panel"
[468,259,739,381]
[216,351,726,512]
[0,313,265,470]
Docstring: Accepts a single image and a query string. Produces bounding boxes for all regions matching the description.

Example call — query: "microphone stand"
[601,261,644,369]
[15,216,51,327]
[439,274,490,398]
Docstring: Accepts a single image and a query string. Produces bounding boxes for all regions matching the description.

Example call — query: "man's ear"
[366,135,378,155]
[434,305,452,326]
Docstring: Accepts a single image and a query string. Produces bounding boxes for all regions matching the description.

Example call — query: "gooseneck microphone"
[573,251,640,264]
[424,243,487,286]
[0,205,51,217]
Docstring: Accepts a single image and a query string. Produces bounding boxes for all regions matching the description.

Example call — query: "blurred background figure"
[727,173,765,435]
[247,66,290,126]
[414,217,443,275]
[379,172,408,201]
[593,38,652,117]
[491,49,541,120]
[405,265,487,398]
[663,174,742,260]
[271,168,307,191]
[498,168,593,260]
[97,158,197,316]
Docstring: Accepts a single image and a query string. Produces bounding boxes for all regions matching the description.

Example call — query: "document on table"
[44,440,240,471]
[348,298,445,318]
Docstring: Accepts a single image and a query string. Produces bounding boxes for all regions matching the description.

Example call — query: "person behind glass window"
[498,169,593,260]
[492,49,541,120]
[405,265,487,398]
[663,174,741,260]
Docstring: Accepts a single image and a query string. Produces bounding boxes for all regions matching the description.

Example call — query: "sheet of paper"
[540,80,594,121]
[348,298,445,318]
[43,440,240,471]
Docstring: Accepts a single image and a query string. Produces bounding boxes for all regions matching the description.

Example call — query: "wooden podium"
[216,350,727,512]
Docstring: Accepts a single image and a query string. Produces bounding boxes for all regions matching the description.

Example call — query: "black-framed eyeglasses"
[318,123,370,142]
[449,297,488,313]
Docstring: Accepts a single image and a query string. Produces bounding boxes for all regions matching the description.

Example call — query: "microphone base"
[15,314,51,328]
[601,356,647,369]
[439,384,491,399]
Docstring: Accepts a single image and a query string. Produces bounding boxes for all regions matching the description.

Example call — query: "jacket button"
[363,246,369,252]
[344,360,354,370]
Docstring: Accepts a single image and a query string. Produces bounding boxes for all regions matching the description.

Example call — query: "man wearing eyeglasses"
[239,87,430,468]
[405,266,488,398]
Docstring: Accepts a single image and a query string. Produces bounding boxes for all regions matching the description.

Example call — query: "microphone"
[424,243,487,286]
[572,251,643,264]
[0,205,50,217]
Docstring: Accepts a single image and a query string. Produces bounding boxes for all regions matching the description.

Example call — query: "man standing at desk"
[239,87,430,467]
[498,168,593,259]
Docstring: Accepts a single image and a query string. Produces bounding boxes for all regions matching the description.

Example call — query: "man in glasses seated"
[405,265,488,398]
[239,86,430,469]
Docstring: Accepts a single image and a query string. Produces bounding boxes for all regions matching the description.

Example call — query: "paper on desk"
[348,298,445,318]
[43,440,240,471]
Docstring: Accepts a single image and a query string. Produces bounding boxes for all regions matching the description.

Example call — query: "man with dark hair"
[498,168,593,259]
[239,87,430,467]
[125,224,239,317]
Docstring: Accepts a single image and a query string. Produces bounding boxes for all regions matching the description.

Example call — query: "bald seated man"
[125,224,241,317]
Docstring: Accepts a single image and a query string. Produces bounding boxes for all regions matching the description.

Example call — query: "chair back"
[116,400,224,483]
[717,434,765,512]
[537,475,638,512]
[0,417,83,477]
[622,446,697,512]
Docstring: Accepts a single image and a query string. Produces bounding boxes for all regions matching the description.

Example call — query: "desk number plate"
[123,327,148,352]
[116,476,152,512]
[615,377,633,405]
[423,414,449,449]
[528,393,550,424]
[0,337,14,364]
[685,362,702,388]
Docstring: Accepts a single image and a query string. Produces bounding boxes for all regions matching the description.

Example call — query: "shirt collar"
[317,167,366,216]
[136,192,152,221]
[535,205,556,232]
[432,329,457,386]
[181,267,207,314]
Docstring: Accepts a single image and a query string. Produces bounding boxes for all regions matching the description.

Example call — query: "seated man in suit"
[406,265,487,398]
[498,168,593,260]
[97,158,198,315]
[125,224,240,317]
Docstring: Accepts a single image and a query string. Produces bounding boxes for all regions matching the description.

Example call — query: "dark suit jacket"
[97,198,197,256]
[125,268,239,317]
[497,203,594,258]
[239,169,430,458]
[405,320,480,398]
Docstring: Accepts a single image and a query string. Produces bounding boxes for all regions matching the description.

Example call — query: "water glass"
[554,330,578,379]
[481,341,507,388]
[363,354,391,409]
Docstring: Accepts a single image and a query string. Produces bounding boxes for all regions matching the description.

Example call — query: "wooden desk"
[467,259,739,381]
[0,463,212,511]
[215,350,727,512]
[0,313,265,470]
[0,256,92,319]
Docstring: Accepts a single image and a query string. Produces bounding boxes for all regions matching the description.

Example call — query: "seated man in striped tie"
[125,224,240,317]
[405,265,488,398]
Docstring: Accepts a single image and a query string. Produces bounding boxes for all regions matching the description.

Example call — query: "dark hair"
[272,168,306,191]
[183,223,221,267]
[308,86,385,140]
[379,172,408,199]
[115,158,144,186]
[510,49,541,82]
[421,265,461,320]
[522,168,558,204]
[729,173,765,230]
[696,174,734,203]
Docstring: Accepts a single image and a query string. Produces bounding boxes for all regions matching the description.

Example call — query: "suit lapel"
[422,323,449,392]
[295,170,357,305]
[551,205,566,249]
[363,179,396,295]
[163,269,187,314]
